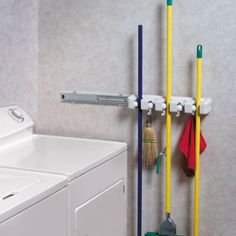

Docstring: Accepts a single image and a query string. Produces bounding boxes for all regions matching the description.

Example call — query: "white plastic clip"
[155,96,166,116]
[128,95,138,109]
[192,105,197,115]
[141,95,157,111]
[161,103,167,116]
[200,98,212,115]
[184,98,195,114]
[176,103,183,117]
[147,102,154,116]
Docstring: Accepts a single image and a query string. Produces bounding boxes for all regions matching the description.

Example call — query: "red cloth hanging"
[178,115,207,175]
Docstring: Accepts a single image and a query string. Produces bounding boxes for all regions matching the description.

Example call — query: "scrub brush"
[142,109,158,167]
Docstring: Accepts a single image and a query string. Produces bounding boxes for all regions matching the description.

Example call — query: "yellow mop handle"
[166,0,173,214]
[194,45,203,236]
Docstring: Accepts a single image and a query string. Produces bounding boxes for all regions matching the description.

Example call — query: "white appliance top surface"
[0,134,127,180]
[0,168,67,223]
[0,173,39,200]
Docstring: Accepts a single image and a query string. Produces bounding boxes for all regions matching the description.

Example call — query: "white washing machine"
[0,105,128,236]
[0,167,68,236]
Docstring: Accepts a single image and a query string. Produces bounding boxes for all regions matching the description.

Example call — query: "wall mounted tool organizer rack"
[61,91,212,116]
[61,5,212,234]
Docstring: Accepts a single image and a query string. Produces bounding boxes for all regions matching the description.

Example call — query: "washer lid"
[0,134,127,180]
[0,173,39,200]
[0,168,67,223]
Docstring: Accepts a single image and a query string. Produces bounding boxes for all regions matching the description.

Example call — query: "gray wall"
[0,0,38,124]
[1,0,236,235]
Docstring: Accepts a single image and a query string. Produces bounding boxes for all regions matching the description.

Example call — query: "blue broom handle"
[137,25,143,236]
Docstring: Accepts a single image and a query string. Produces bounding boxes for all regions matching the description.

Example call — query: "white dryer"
[0,167,68,236]
[0,106,128,236]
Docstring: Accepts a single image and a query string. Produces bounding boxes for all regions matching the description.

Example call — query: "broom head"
[142,114,158,167]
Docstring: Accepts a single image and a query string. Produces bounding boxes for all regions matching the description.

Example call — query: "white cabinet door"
[75,180,126,236]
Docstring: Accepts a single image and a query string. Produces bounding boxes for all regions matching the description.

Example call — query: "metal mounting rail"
[61,91,129,106]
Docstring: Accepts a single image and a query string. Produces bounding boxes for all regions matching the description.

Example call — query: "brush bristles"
[142,126,158,167]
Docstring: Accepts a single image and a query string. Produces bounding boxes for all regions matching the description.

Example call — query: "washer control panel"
[8,108,24,123]
[0,106,33,139]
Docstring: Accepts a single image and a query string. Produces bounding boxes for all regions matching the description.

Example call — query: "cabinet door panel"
[76,180,125,236]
